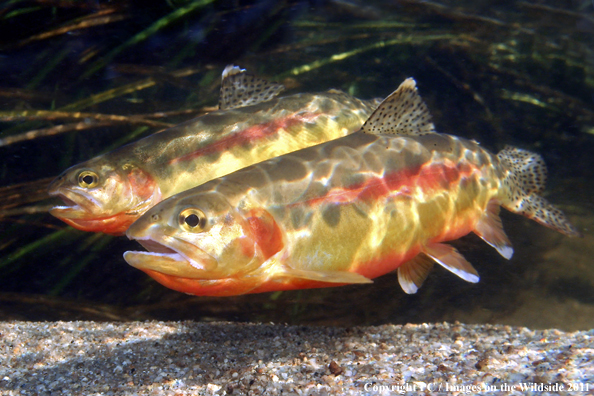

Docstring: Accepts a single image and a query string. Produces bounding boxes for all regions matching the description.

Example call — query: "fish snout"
[125,208,168,239]
[47,175,64,194]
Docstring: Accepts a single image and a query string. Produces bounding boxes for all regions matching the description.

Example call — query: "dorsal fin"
[219,65,285,110]
[361,78,436,136]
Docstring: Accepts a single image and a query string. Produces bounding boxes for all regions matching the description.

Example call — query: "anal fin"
[474,200,514,259]
[397,254,435,294]
[422,242,479,283]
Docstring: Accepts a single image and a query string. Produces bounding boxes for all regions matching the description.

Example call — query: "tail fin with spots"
[497,146,581,237]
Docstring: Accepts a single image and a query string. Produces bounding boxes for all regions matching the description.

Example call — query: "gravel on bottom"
[0,321,592,396]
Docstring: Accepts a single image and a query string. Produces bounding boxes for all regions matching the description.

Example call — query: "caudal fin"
[497,146,581,237]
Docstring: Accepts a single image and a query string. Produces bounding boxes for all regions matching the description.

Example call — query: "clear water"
[0,0,593,330]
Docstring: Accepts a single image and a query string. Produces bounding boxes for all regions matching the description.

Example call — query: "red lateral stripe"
[169,113,321,165]
[297,160,479,208]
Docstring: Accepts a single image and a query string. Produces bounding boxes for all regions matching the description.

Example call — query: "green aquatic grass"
[0,228,82,272]
[1,0,42,20]
[27,47,71,90]
[61,66,207,112]
[499,90,562,112]
[82,0,217,79]
[275,34,457,79]
[49,234,113,296]
[2,6,41,19]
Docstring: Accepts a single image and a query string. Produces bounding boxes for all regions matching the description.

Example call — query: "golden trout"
[48,66,379,235]
[123,79,581,296]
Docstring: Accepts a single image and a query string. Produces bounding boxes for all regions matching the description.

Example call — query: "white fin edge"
[397,254,435,294]
[423,242,479,283]
[474,200,514,259]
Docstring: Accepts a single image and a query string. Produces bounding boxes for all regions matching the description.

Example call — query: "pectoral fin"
[278,266,373,284]
[397,254,435,294]
[422,242,479,283]
[219,65,285,110]
[474,200,514,259]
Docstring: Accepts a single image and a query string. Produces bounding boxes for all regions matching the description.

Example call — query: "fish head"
[124,190,283,289]
[48,159,161,235]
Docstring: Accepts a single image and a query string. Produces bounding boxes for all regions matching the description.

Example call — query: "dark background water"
[1,0,593,330]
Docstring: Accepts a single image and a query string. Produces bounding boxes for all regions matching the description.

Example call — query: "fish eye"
[77,171,99,188]
[179,208,207,232]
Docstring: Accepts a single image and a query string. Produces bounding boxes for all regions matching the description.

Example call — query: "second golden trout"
[48,66,379,235]
[123,78,581,296]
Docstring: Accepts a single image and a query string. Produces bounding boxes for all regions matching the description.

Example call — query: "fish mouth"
[124,234,219,279]
[48,189,99,219]
[48,189,137,235]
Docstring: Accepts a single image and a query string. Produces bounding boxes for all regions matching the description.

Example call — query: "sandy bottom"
[0,321,592,395]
